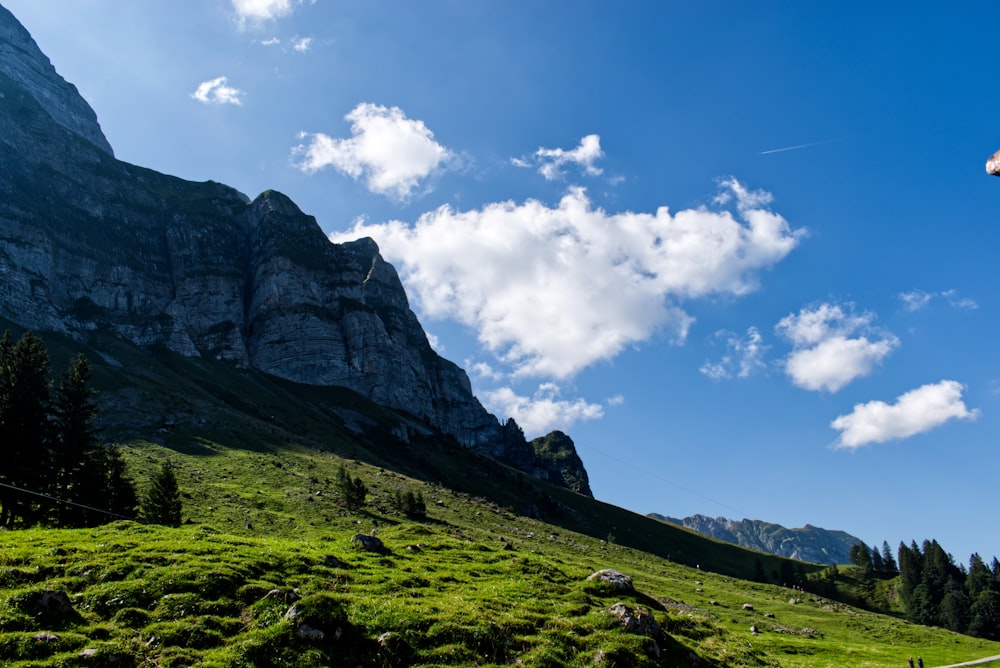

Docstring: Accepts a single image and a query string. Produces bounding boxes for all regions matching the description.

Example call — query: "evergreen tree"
[881,541,898,576]
[336,465,367,511]
[897,541,923,611]
[967,554,994,601]
[141,462,182,527]
[850,543,875,580]
[969,590,1000,640]
[52,354,103,526]
[0,331,53,527]
[871,544,885,575]
[104,445,137,520]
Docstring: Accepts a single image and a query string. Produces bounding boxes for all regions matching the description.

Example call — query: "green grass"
[3,441,1000,666]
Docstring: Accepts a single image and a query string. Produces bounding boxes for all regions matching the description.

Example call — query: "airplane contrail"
[760,139,839,155]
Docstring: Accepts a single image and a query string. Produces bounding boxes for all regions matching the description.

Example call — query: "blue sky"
[6,0,999,566]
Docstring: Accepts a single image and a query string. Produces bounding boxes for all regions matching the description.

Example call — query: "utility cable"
[0,481,134,521]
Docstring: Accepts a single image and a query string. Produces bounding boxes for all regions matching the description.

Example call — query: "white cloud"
[606,395,625,407]
[831,380,979,449]
[900,289,978,312]
[293,103,454,201]
[700,327,769,380]
[533,134,605,180]
[260,37,281,46]
[482,384,604,436]
[293,36,313,52]
[231,0,304,24]
[190,77,244,106]
[777,302,898,392]
[331,180,802,378]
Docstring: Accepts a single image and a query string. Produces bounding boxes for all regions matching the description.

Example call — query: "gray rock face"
[0,6,591,491]
[0,4,113,155]
[649,513,863,565]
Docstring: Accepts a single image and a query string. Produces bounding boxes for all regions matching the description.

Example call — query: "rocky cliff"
[649,513,862,564]
[0,5,591,495]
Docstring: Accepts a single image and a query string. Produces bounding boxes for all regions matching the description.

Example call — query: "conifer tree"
[52,354,102,526]
[0,331,53,527]
[881,541,898,576]
[141,462,182,527]
[104,445,137,520]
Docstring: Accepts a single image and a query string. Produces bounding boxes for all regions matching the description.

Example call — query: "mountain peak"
[0,4,113,156]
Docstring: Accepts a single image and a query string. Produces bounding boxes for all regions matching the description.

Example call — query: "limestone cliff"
[0,5,591,494]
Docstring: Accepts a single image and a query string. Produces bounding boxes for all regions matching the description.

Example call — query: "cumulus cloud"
[191,77,244,105]
[482,384,605,436]
[533,134,605,180]
[777,302,898,392]
[900,289,978,312]
[231,0,305,24]
[831,380,979,449]
[330,180,802,378]
[293,103,454,201]
[700,327,769,380]
[293,36,313,52]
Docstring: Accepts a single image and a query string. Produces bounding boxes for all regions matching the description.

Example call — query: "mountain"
[649,513,863,565]
[0,4,589,496]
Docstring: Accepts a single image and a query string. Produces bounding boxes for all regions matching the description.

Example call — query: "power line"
[0,481,134,521]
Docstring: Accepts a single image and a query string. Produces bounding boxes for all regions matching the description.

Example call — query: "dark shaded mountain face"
[649,513,862,565]
[0,5,591,497]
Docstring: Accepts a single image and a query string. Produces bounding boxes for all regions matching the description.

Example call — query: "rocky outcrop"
[648,514,862,564]
[0,4,112,155]
[0,6,590,490]
[529,430,593,497]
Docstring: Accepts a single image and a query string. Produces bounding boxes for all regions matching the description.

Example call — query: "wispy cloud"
[700,327,769,380]
[330,179,803,379]
[831,380,979,449]
[190,77,244,106]
[514,134,605,180]
[899,289,978,312]
[293,36,313,52]
[293,103,455,201]
[777,302,898,392]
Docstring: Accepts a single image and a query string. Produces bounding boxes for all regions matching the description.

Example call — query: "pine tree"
[52,354,103,526]
[0,331,53,527]
[141,462,182,527]
[104,445,137,520]
[336,465,367,511]
[881,541,898,576]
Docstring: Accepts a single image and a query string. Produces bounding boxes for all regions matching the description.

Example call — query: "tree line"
[849,538,1000,640]
[0,330,180,528]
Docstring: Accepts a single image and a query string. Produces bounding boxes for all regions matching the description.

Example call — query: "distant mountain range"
[649,513,863,565]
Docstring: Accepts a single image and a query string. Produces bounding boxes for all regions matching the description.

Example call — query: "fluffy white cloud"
[533,134,605,180]
[190,77,244,105]
[331,180,802,378]
[482,384,604,436]
[777,303,898,392]
[293,36,313,52]
[831,380,979,449]
[700,327,769,380]
[293,103,454,201]
[232,0,303,24]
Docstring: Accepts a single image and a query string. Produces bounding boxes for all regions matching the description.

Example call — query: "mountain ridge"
[649,513,863,565]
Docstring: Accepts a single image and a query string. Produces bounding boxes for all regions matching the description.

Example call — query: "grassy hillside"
[4,453,1000,667]
[2,322,1000,665]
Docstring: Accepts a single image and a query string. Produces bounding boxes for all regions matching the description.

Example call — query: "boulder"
[586,569,634,591]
